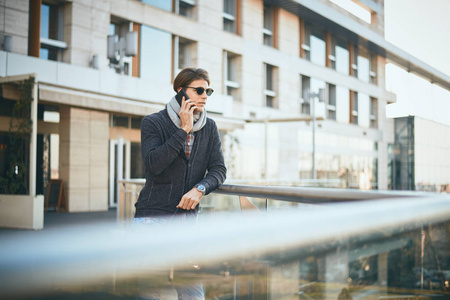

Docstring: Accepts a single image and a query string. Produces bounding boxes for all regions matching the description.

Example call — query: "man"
[134,67,226,222]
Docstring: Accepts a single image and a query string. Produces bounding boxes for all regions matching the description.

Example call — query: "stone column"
[59,106,109,212]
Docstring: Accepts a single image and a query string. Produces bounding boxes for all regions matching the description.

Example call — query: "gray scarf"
[166,96,207,132]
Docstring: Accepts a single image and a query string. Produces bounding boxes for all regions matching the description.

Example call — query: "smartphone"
[175,89,189,106]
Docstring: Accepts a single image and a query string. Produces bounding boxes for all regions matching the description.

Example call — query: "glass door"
[109,139,130,207]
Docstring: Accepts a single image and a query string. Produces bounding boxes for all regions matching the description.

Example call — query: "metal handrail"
[215,183,424,203]
[1,182,449,297]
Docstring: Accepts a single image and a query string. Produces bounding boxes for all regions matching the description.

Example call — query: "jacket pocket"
[148,182,173,208]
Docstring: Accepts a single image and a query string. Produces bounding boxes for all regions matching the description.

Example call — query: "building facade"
[0,0,448,228]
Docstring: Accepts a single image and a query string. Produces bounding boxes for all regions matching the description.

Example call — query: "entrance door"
[109,138,131,207]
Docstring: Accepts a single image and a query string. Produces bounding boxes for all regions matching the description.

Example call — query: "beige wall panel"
[67,188,90,212]
[70,120,91,142]
[89,166,108,189]
[4,7,28,37]
[110,0,127,15]
[278,9,299,57]
[90,142,108,165]
[278,67,299,113]
[69,166,91,189]
[71,26,93,52]
[92,0,111,11]
[74,0,93,7]
[69,146,90,167]
[125,0,145,21]
[91,9,110,35]
[4,0,29,12]
[89,189,108,211]
[242,0,262,43]
[198,0,222,30]
[72,2,92,29]
[0,6,5,32]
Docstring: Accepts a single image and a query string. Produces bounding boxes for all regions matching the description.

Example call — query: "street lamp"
[304,88,325,180]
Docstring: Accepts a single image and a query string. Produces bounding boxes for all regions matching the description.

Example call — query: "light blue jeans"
[133,216,204,300]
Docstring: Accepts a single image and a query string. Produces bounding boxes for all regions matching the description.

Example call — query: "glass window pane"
[358,55,370,82]
[141,0,171,11]
[140,26,172,86]
[113,115,129,128]
[266,64,273,91]
[263,6,273,31]
[224,0,235,15]
[41,4,50,39]
[336,42,349,75]
[310,35,326,66]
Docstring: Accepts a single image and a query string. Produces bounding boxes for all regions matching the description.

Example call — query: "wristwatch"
[195,184,206,194]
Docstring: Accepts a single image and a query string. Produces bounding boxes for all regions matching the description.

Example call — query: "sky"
[384,0,450,77]
[383,0,450,124]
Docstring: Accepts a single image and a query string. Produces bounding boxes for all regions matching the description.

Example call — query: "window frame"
[223,50,241,101]
[264,63,277,108]
[40,1,67,61]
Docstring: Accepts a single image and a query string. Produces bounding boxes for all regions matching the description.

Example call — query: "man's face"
[179,79,209,113]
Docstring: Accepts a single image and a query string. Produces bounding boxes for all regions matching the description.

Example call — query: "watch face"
[197,184,205,192]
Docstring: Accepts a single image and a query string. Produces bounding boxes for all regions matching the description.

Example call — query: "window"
[110,115,142,129]
[263,5,274,46]
[301,76,311,115]
[173,36,197,75]
[329,36,336,69]
[223,0,236,33]
[40,2,66,61]
[141,0,171,11]
[140,25,172,86]
[357,46,370,83]
[351,45,358,78]
[310,27,326,66]
[370,97,378,128]
[335,38,349,75]
[370,54,377,84]
[264,63,277,108]
[177,0,196,18]
[327,84,337,120]
[302,23,311,60]
[351,91,358,125]
[223,51,241,101]
[304,24,326,66]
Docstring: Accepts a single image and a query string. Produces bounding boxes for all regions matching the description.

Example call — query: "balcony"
[0,182,449,299]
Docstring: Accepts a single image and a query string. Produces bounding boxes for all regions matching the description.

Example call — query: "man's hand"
[177,187,203,210]
[179,97,196,133]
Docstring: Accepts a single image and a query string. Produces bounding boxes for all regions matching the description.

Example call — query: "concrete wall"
[59,106,109,212]
[0,195,44,229]
[0,0,29,55]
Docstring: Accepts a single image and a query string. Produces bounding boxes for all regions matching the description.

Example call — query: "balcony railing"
[1,181,449,299]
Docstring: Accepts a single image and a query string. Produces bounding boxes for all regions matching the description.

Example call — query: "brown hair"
[173,68,210,92]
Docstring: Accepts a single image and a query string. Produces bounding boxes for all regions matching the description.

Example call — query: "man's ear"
[177,87,182,92]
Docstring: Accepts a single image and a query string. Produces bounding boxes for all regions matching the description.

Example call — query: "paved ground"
[0,208,118,237]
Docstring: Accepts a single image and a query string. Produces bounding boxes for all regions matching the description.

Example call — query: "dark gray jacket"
[134,108,226,217]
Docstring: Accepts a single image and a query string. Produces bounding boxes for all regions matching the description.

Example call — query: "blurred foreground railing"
[1,181,449,299]
[117,179,422,221]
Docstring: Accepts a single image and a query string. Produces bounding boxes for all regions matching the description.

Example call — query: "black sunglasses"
[183,86,214,96]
